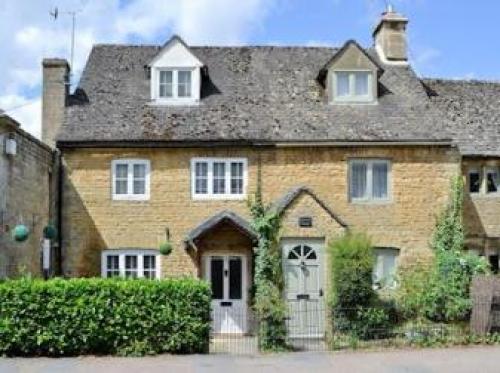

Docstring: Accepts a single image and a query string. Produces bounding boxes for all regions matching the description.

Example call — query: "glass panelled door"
[205,255,247,334]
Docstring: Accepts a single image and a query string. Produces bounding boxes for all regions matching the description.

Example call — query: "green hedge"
[0,278,211,356]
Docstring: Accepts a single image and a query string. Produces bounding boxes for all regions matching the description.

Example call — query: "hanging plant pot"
[12,225,29,242]
[159,241,173,256]
[43,225,57,240]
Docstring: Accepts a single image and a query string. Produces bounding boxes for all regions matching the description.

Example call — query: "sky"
[1,0,499,138]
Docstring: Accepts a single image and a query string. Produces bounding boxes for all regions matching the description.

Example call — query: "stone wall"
[60,145,460,277]
[0,118,55,277]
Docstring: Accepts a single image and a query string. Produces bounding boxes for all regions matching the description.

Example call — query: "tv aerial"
[49,6,82,85]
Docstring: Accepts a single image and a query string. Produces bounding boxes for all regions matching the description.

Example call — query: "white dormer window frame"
[148,36,203,106]
[332,70,375,104]
[154,67,198,104]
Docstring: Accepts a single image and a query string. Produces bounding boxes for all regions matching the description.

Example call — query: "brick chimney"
[373,5,409,64]
[42,59,70,148]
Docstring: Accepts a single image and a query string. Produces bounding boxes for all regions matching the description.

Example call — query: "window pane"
[159,71,173,98]
[116,164,128,178]
[133,164,146,195]
[469,171,481,193]
[373,248,399,289]
[354,72,369,96]
[106,255,120,278]
[210,258,224,300]
[115,180,128,195]
[143,255,156,279]
[125,255,138,278]
[372,162,388,199]
[178,71,192,97]
[229,257,242,300]
[487,170,499,193]
[213,162,226,194]
[195,162,208,194]
[230,162,243,194]
[351,163,367,199]
[336,72,350,97]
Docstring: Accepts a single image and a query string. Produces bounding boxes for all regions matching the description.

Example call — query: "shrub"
[329,232,395,339]
[329,232,375,310]
[0,277,211,356]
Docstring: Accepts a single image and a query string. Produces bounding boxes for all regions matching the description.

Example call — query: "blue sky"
[1,0,499,137]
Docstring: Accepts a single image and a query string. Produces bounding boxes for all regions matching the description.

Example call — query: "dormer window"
[334,71,373,103]
[148,35,203,106]
[159,69,192,99]
[319,40,382,105]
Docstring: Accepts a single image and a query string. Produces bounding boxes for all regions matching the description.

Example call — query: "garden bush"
[329,232,394,339]
[0,277,211,356]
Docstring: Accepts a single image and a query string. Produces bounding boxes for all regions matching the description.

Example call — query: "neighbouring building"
[41,7,500,336]
[0,112,58,277]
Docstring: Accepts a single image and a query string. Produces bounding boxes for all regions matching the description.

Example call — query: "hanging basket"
[159,241,173,256]
[12,225,29,242]
[43,225,57,240]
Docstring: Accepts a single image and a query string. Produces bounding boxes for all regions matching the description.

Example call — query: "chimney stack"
[373,5,409,64]
[42,59,70,148]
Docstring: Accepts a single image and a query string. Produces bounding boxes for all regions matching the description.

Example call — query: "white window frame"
[332,70,374,103]
[101,249,160,279]
[111,159,151,201]
[372,247,399,290]
[349,159,391,203]
[191,157,248,200]
[154,68,197,104]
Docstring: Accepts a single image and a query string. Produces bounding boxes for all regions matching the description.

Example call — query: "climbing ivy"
[249,173,288,351]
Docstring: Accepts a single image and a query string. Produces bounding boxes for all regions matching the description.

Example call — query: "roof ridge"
[423,77,500,85]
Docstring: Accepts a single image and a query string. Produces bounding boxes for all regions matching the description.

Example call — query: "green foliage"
[329,232,375,310]
[250,190,288,351]
[329,232,395,339]
[397,177,490,322]
[159,241,173,256]
[0,278,211,356]
[431,176,465,253]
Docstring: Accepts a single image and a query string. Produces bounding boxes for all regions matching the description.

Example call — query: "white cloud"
[0,95,41,138]
[0,0,276,138]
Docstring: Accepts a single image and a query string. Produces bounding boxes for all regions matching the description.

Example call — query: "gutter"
[56,139,456,149]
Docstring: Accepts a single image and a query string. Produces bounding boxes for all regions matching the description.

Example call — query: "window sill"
[331,99,378,106]
[112,195,150,201]
[148,99,199,107]
[192,194,247,201]
[349,199,393,205]
[470,193,500,199]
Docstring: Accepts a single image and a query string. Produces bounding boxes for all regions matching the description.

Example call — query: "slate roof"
[423,79,500,157]
[60,43,454,146]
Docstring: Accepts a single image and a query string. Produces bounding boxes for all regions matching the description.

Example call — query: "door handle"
[319,289,323,297]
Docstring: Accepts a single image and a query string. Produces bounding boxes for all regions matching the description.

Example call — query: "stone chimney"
[42,59,70,148]
[373,5,409,64]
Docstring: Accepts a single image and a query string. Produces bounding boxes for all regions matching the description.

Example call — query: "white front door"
[205,255,247,334]
[283,240,325,338]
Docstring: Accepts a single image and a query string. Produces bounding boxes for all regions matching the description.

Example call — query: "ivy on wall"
[249,161,288,351]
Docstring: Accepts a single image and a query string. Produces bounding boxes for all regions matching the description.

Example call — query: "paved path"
[1,346,500,373]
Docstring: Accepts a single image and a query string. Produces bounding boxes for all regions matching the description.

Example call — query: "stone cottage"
[41,8,500,335]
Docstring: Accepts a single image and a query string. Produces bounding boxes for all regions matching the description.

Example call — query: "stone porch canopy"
[185,210,258,251]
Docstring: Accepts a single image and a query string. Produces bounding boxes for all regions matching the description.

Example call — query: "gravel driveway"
[1,346,500,373]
